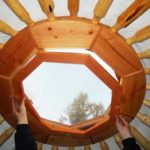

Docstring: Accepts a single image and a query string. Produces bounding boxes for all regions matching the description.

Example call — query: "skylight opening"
[22,62,112,125]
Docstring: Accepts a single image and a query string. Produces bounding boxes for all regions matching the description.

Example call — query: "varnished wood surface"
[112,0,150,32]
[0,18,145,146]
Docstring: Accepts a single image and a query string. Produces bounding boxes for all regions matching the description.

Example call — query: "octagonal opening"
[22,62,112,126]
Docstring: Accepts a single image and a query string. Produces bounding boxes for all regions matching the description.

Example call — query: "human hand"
[116,115,132,140]
[11,96,28,125]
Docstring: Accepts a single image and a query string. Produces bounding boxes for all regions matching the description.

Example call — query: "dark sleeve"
[122,137,141,150]
[15,124,37,150]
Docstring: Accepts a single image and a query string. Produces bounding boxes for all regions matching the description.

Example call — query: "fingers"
[115,116,119,125]
[21,96,26,107]
[10,96,26,113]
[118,115,128,126]
[11,96,16,114]
[115,115,128,126]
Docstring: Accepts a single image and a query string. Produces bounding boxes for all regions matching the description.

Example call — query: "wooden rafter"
[38,0,55,21]
[114,134,124,150]
[68,0,79,16]
[37,142,43,150]
[4,0,34,25]
[92,0,112,24]
[99,141,110,150]
[0,115,4,125]
[144,68,150,74]
[146,84,150,90]
[127,25,150,44]
[0,127,15,146]
[68,147,74,150]
[138,49,150,59]
[0,20,16,36]
[143,99,150,108]
[131,126,150,150]
[112,0,150,32]
[137,112,150,127]
[0,43,3,49]
[51,145,58,150]
[84,145,91,150]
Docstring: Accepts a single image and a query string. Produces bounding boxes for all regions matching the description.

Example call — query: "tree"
[59,92,105,125]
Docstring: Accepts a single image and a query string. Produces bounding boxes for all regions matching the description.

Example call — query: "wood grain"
[138,49,150,59]
[92,0,112,24]
[38,0,55,21]
[127,25,150,44]
[4,0,34,25]
[112,0,150,32]
[0,20,16,36]
[68,0,79,16]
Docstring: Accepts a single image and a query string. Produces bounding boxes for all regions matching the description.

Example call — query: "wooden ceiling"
[0,0,150,149]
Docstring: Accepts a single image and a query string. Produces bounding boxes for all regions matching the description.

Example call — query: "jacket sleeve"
[122,137,141,150]
[15,124,37,150]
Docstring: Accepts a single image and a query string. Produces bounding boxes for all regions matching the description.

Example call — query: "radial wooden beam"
[114,134,124,150]
[37,142,43,150]
[143,99,150,108]
[0,127,15,146]
[144,68,150,74]
[68,0,79,17]
[92,0,112,24]
[0,43,3,49]
[68,147,74,150]
[84,145,91,150]
[38,0,55,21]
[51,145,58,150]
[0,115,4,125]
[4,0,34,26]
[138,49,150,59]
[112,0,150,32]
[0,20,17,36]
[131,126,150,150]
[146,84,150,90]
[137,112,150,127]
[99,141,110,150]
[127,25,150,44]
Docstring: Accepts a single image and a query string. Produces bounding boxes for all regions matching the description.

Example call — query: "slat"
[68,0,79,16]
[114,134,124,150]
[51,145,58,150]
[30,20,100,49]
[127,25,150,44]
[138,49,150,59]
[137,112,150,127]
[68,147,74,150]
[131,126,150,150]
[0,115,4,125]
[99,141,110,150]
[144,68,150,74]
[92,0,112,24]
[112,0,150,32]
[4,0,34,25]
[0,20,17,36]
[38,0,55,21]
[0,127,15,146]
[37,142,43,150]
[146,84,150,90]
[84,145,91,150]
[143,99,150,108]
[0,43,3,49]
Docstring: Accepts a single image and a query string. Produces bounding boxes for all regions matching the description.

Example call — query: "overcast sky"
[23,55,112,125]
